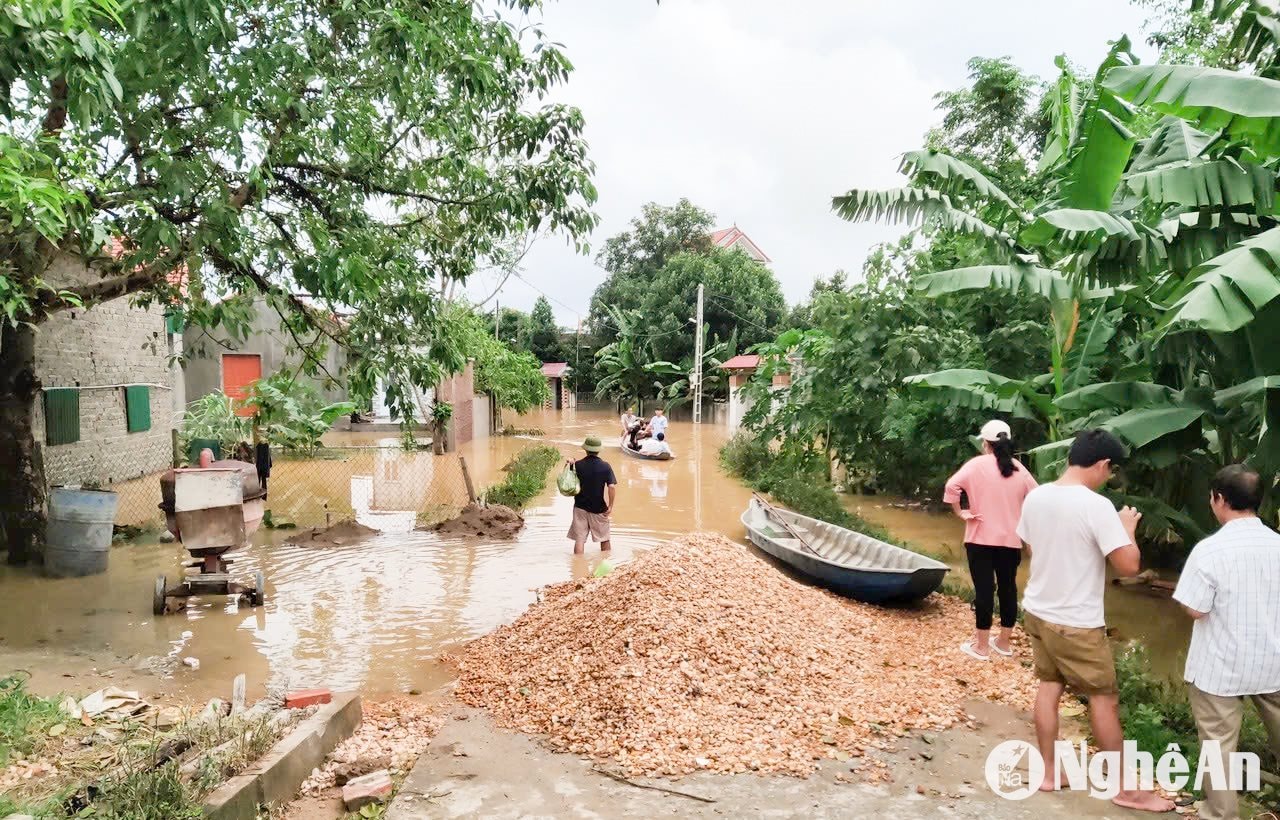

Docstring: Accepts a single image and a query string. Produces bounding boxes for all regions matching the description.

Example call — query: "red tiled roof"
[106,236,189,293]
[720,354,761,371]
[541,362,570,378]
[709,226,771,263]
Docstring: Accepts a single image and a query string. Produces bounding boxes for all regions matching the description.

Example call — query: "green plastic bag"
[557,464,580,496]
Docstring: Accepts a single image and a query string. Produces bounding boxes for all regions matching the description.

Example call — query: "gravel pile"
[454,533,1034,777]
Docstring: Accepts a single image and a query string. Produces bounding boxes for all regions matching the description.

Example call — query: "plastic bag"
[557,464,580,496]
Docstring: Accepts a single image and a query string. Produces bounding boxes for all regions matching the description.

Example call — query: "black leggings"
[965,543,1022,630]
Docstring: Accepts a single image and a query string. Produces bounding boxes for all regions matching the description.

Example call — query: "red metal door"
[222,354,261,417]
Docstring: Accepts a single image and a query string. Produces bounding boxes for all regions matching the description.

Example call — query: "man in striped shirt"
[1173,465,1280,820]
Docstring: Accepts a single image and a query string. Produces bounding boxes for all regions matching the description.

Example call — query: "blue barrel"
[45,488,120,577]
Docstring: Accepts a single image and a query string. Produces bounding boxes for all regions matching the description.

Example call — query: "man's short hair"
[656,432,665,441]
[1067,429,1128,468]
[1211,464,1263,512]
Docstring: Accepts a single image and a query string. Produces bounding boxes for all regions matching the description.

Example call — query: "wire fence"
[107,445,474,533]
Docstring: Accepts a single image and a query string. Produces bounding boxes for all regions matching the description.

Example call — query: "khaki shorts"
[567,507,611,543]
[1023,611,1117,695]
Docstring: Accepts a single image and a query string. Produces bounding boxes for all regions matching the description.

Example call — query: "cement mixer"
[153,451,268,615]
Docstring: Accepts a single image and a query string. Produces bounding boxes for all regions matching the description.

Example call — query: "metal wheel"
[153,575,167,616]
[251,570,266,607]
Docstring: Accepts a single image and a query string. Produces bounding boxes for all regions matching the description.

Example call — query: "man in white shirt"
[1016,429,1172,812]
[638,432,673,458]
[620,406,638,436]
[1173,465,1280,820]
[648,408,668,439]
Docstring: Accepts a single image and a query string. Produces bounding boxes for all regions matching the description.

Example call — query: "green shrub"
[484,446,560,509]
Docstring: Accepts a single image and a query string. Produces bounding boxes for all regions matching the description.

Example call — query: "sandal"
[992,642,1014,657]
[960,640,991,661]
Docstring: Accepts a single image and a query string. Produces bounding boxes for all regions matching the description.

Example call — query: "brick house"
[34,252,184,518]
[540,362,572,410]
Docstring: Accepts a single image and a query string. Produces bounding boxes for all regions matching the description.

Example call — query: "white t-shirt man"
[648,413,668,438]
[1016,484,1133,628]
[639,437,672,457]
[1173,517,1280,697]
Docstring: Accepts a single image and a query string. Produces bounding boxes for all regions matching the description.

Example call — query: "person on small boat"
[565,436,616,555]
[620,406,639,436]
[944,419,1037,661]
[638,432,673,458]
[648,408,668,440]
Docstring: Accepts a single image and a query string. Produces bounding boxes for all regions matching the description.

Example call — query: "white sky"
[465,0,1157,325]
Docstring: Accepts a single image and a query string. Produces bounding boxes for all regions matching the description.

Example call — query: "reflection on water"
[0,409,752,698]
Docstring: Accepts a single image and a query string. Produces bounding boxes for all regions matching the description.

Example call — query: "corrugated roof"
[720,354,761,371]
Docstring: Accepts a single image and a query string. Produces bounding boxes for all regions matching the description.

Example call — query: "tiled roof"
[541,362,570,378]
[720,354,761,371]
[709,226,771,263]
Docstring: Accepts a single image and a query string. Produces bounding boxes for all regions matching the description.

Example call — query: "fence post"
[459,455,477,504]
[171,428,180,468]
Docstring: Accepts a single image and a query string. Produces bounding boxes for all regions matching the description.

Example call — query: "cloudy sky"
[466,0,1157,325]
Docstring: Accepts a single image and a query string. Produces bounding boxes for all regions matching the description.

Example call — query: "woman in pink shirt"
[944,419,1038,661]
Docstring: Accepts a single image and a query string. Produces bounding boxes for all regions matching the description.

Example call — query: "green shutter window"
[164,310,184,335]
[125,385,151,432]
[44,388,80,446]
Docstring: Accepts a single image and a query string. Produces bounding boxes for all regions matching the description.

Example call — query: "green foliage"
[249,374,354,453]
[450,306,550,413]
[0,674,64,766]
[484,445,560,509]
[179,392,250,460]
[526,296,565,363]
[593,305,682,406]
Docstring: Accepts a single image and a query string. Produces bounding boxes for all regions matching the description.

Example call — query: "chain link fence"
[107,445,474,533]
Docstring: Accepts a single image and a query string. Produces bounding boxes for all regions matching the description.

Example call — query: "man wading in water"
[566,436,616,554]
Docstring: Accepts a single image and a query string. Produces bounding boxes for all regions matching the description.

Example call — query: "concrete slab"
[387,703,1157,820]
[204,693,362,819]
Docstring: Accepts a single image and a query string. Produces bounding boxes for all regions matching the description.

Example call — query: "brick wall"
[434,361,474,448]
[34,261,177,487]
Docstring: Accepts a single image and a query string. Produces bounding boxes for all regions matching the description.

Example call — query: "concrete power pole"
[692,283,704,424]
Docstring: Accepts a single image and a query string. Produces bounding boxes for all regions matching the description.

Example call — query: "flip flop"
[992,643,1014,657]
[960,640,991,661]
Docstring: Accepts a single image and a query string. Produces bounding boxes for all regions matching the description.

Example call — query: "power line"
[703,291,775,336]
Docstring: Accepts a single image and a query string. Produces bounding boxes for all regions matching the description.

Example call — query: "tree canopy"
[0,0,597,561]
[526,295,565,363]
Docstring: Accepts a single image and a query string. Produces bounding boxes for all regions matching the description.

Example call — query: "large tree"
[525,295,564,363]
[0,0,596,562]
[587,198,714,336]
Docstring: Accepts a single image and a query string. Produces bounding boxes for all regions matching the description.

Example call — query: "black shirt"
[573,455,616,514]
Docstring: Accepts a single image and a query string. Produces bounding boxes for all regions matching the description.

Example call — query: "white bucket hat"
[979,419,1012,442]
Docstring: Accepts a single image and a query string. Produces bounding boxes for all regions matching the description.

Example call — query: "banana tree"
[593,305,682,409]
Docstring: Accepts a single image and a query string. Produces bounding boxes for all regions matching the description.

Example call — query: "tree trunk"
[0,322,47,565]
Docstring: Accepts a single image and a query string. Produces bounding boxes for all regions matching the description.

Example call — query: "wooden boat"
[617,435,674,461]
[740,497,948,603]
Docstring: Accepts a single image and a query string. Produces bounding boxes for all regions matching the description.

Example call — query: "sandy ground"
[386,701,1149,820]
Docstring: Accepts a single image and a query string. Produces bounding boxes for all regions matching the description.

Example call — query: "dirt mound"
[285,520,378,546]
[425,503,524,538]
[454,533,1034,778]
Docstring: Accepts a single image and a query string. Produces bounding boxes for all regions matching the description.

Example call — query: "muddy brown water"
[0,408,1186,702]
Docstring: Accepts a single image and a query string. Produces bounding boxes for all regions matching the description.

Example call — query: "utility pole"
[693,283,704,424]
[494,298,500,339]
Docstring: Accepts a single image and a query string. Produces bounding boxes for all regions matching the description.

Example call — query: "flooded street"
[0,409,751,700]
[0,408,1184,702]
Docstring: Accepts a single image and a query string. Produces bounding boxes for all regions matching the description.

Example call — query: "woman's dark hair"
[991,433,1017,478]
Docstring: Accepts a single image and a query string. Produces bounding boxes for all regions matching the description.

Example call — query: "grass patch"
[0,674,65,766]
[483,445,560,510]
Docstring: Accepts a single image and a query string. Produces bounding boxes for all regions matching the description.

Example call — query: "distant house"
[721,354,762,433]
[34,249,185,522]
[541,362,572,410]
[182,297,350,412]
[709,226,771,264]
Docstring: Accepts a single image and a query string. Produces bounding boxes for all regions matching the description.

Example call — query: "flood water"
[0,408,1186,700]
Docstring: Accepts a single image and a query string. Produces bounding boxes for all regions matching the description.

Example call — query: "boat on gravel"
[617,435,675,461]
[740,496,948,603]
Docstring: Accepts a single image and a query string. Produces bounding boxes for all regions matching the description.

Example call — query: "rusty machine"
[154,458,268,615]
